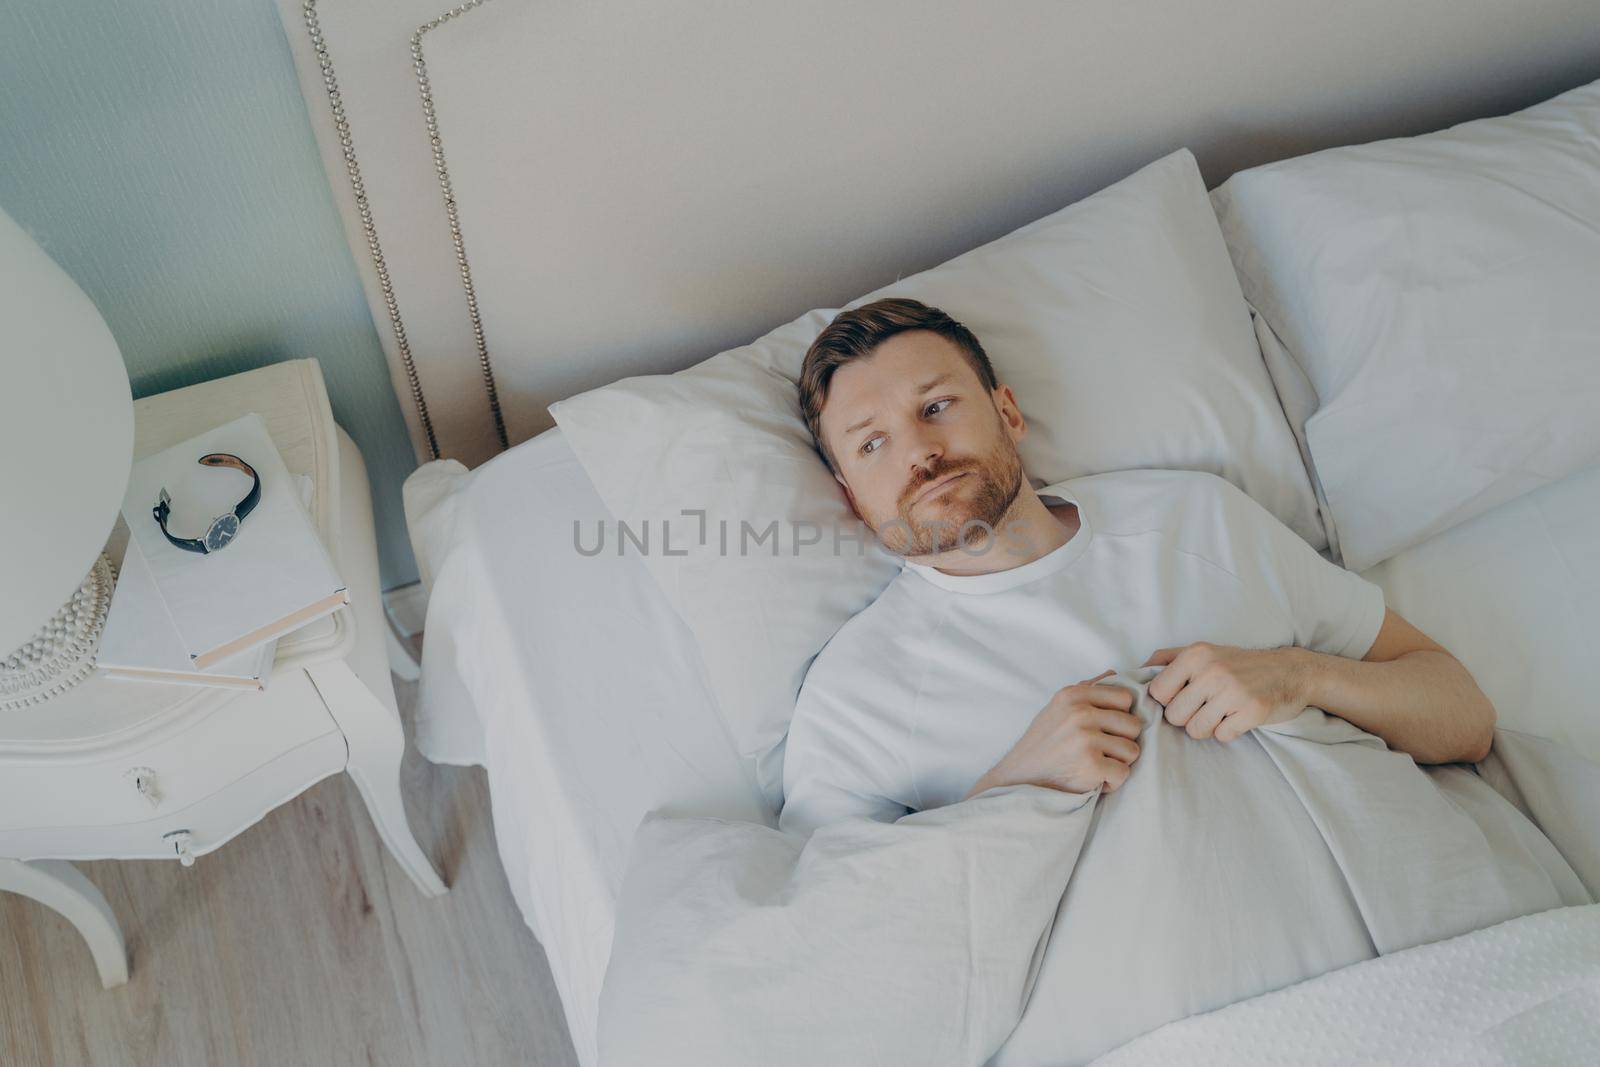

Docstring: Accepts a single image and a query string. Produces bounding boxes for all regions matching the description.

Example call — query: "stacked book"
[95,412,349,691]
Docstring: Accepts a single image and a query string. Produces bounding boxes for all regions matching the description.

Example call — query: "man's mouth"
[912,471,969,504]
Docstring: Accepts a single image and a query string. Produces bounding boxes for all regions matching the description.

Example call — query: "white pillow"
[1210,76,1600,573]
[550,147,1319,809]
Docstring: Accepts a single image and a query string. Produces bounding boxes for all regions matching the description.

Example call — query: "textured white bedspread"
[1092,903,1600,1066]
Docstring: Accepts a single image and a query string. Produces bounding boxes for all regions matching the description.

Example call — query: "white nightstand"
[0,359,446,988]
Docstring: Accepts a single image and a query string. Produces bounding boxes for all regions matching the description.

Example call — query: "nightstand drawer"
[0,672,338,833]
[0,730,349,861]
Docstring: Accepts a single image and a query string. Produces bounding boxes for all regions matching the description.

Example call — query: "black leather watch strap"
[199,453,261,521]
[151,453,262,555]
[152,488,208,554]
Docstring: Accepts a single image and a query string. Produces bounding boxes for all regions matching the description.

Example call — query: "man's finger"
[1160,668,1215,727]
[1185,699,1230,741]
[1096,734,1142,765]
[1096,757,1131,792]
[1147,653,1199,706]
[1089,708,1143,739]
[1214,712,1250,744]
[1084,685,1135,712]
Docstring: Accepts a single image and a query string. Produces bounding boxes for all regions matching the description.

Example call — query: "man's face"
[819,329,1027,558]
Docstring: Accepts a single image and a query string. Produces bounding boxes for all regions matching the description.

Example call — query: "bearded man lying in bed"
[775,297,1592,1063]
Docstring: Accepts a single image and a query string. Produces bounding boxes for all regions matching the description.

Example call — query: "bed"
[404,427,1600,1065]
[271,4,1600,1063]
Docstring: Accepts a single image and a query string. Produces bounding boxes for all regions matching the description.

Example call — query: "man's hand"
[963,669,1144,801]
[1141,642,1312,743]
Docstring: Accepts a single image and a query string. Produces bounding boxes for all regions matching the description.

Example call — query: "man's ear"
[834,468,860,514]
[993,384,1026,441]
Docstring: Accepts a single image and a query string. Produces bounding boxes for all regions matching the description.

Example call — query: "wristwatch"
[151,452,262,554]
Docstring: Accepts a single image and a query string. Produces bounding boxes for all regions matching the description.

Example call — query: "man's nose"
[906,430,945,478]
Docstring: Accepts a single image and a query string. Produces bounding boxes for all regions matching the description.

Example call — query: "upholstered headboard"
[276,0,1600,470]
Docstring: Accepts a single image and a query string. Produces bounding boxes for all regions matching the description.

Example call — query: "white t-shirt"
[777,468,1388,837]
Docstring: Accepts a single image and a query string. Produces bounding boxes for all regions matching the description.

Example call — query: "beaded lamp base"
[0,553,117,712]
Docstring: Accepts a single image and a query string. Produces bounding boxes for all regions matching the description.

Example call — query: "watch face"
[205,513,241,552]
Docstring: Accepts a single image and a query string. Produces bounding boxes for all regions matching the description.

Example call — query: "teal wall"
[2,1,420,590]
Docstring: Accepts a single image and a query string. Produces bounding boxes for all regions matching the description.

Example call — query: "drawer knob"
[126,766,162,809]
[162,829,196,867]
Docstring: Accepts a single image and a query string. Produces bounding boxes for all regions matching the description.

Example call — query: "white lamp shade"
[0,206,134,656]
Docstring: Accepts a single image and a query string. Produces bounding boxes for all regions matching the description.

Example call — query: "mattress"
[406,429,1600,1067]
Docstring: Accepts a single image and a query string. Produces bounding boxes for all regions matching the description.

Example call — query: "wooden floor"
[0,669,582,1067]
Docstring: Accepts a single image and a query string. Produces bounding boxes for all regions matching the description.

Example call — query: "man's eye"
[925,398,953,417]
[860,436,883,456]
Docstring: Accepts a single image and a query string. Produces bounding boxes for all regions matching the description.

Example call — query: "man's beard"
[875,434,1026,558]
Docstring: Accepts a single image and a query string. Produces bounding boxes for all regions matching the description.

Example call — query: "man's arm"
[1161,476,1496,765]
[1284,607,1497,765]
[1145,611,1497,765]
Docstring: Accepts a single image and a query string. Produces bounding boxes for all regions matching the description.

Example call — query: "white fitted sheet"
[406,430,1600,1067]
[407,427,769,1067]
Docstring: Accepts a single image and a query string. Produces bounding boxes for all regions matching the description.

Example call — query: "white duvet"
[597,667,1600,1067]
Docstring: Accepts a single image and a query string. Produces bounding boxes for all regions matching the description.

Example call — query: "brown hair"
[798,297,998,474]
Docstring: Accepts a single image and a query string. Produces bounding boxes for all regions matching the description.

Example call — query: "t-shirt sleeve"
[1211,475,1387,660]
[778,763,912,837]
[777,655,914,837]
